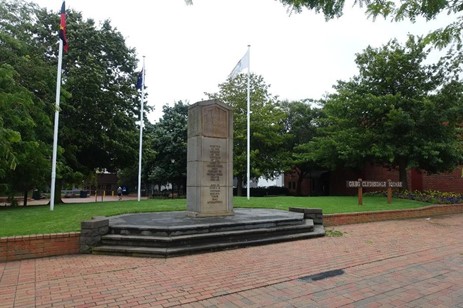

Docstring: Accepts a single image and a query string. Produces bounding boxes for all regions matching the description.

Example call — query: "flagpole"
[246,45,251,200]
[50,39,64,211]
[137,56,146,202]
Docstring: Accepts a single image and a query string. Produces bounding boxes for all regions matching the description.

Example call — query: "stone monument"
[187,99,234,217]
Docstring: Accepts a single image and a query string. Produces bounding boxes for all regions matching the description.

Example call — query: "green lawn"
[0,196,428,237]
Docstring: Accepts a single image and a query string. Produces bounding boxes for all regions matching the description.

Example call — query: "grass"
[0,196,428,237]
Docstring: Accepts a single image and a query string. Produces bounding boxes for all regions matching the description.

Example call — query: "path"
[1,214,462,307]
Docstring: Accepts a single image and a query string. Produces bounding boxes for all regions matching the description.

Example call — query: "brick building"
[285,164,463,196]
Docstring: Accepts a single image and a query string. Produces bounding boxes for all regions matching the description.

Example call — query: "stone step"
[108,214,305,237]
[93,225,325,258]
[100,219,315,248]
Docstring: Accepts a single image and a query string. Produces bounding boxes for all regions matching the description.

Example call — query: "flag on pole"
[50,1,67,211]
[137,59,146,202]
[59,1,68,52]
[229,50,249,79]
[229,45,252,200]
[244,45,251,200]
[136,70,143,90]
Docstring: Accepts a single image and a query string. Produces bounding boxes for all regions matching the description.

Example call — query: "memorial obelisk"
[187,99,234,217]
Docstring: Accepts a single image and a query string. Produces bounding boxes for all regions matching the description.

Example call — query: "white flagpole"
[246,45,251,200]
[50,39,64,211]
[137,56,146,202]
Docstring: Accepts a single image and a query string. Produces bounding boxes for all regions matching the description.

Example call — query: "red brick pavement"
[1,214,462,307]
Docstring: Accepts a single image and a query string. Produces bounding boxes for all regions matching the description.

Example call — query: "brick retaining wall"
[324,204,463,226]
[0,232,80,262]
[1,204,462,262]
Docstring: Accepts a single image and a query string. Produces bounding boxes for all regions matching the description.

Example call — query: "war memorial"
[81,100,325,257]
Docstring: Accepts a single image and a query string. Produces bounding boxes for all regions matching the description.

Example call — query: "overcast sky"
[31,0,453,122]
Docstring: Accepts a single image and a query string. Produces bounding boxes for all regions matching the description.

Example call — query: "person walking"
[117,186,122,200]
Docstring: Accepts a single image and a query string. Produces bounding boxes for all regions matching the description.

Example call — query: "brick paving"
[0,214,462,307]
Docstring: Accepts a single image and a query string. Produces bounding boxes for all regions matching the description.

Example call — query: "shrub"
[365,189,463,204]
[266,186,289,196]
[233,186,289,197]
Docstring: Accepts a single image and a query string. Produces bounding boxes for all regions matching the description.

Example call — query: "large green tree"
[207,74,287,195]
[0,66,21,179]
[279,0,463,78]
[0,63,50,204]
[145,101,189,196]
[279,0,461,22]
[0,1,55,203]
[0,0,144,203]
[58,12,142,175]
[280,100,323,195]
[306,36,463,187]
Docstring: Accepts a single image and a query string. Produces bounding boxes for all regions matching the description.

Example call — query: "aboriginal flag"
[59,1,68,52]
[136,70,143,90]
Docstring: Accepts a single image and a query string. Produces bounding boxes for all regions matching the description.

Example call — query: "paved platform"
[94,209,323,257]
[108,209,305,229]
[1,214,462,307]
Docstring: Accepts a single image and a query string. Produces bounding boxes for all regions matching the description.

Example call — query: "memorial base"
[187,210,234,218]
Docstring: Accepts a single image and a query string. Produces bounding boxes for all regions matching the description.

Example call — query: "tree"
[279,0,461,22]
[280,100,323,195]
[206,74,287,196]
[307,36,463,187]
[0,63,51,204]
[39,5,143,200]
[0,0,144,204]
[282,0,463,73]
[0,65,21,179]
[58,13,142,174]
[0,1,55,204]
[145,101,189,196]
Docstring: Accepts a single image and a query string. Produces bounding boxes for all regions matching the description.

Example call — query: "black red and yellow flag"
[59,1,68,52]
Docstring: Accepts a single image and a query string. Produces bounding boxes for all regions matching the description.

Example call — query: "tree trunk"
[398,159,408,190]
[236,175,243,197]
[296,170,304,196]
[23,190,28,207]
[55,179,64,203]
[48,179,64,205]
[182,177,187,195]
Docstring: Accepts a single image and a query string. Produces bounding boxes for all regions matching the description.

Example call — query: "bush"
[365,189,463,204]
[233,186,289,197]
[266,186,289,196]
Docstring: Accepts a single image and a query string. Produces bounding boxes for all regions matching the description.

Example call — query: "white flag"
[229,50,249,79]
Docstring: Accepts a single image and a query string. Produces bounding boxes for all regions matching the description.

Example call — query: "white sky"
[31,0,454,122]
